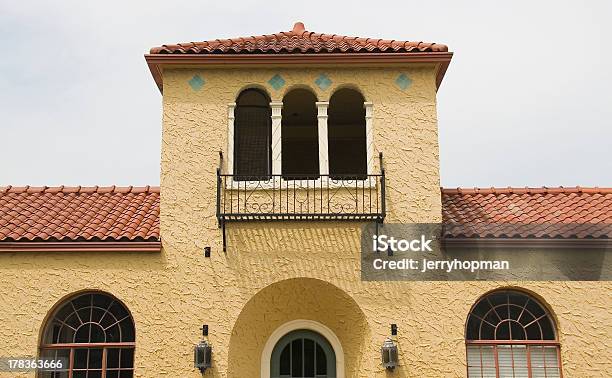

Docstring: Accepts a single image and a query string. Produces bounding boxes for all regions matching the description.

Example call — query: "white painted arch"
[261,319,345,378]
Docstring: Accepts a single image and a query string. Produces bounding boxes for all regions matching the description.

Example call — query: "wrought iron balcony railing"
[216,152,386,250]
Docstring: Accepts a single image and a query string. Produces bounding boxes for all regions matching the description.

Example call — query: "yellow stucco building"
[0,22,610,378]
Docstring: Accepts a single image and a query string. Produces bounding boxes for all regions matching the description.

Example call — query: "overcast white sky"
[1,1,610,187]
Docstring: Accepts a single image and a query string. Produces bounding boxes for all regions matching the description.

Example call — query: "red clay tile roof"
[149,22,449,55]
[1,186,610,244]
[0,186,160,242]
[442,187,612,239]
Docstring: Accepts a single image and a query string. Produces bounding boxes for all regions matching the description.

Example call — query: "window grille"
[466,290,562,378]
[271,330,336,378]
[40,292,135,378]
[234,88,272,180]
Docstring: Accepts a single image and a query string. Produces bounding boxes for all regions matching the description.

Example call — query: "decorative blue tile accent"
[395,74,412,90]
[315,74,332,91]
[188,75,205,91]
[268,74,286,90]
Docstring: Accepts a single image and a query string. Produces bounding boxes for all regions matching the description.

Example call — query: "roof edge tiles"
[0,241,162,253]
[441,238,612,249]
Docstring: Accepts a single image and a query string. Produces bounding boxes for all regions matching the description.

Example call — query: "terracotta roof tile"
[149,22,448,55]
[442,187,612,239]
[0,186,160,242]
[1,185,609,243]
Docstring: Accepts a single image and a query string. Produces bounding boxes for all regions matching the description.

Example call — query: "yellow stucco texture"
[0,65,610,378]
[161,66,442,224]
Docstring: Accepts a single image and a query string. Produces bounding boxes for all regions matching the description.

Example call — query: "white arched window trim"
[226,101,375,190]
[261,319,345,378]
[364,101,374,175]
[226,102,236,175]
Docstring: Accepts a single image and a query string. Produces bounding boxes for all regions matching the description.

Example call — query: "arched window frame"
[465,290,563,378]
[270,329,336,378]
[39,291,136,378]
[281,88,321,180]
[226,86,375,189]
[261,319,345,378]
[324,88,373,178]
[228,88,274,181]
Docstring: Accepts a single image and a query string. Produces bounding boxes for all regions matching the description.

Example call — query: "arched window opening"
[234,88,272,180]
[40,292,135,378]
[282,89,319,179]
[328,88,367,179]
[271,330,336,378]
[465,290,562,378]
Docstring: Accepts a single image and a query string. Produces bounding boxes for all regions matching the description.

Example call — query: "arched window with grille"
[465,290,562,378]
[271,329,336,378]
[234,88,272,180]
[328,88,367,179]
[281,88,319,179]
[40,292,135,378]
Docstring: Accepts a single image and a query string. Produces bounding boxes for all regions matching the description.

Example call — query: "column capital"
[364,101,374,118]
[270,102,282,118]
[316,102,329,118]
[227,103,236,119]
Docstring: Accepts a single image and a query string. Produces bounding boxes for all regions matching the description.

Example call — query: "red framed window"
[465,290,562,378]
[39,292,135,378]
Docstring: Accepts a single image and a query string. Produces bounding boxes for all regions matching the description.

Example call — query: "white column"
[227,103,236,174]
[316,101,329,176]
[270,102,283,176]
[364,102,374,174]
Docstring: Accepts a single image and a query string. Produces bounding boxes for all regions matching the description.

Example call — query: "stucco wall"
[161,66,442,223]
[0,65,610,378]
[1,251,610,377]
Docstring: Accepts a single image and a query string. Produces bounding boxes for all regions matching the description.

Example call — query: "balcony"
[216,153,386,250]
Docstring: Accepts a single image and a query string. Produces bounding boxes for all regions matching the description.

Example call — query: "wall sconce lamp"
[194,325,212,373]
[381,324,398,370]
